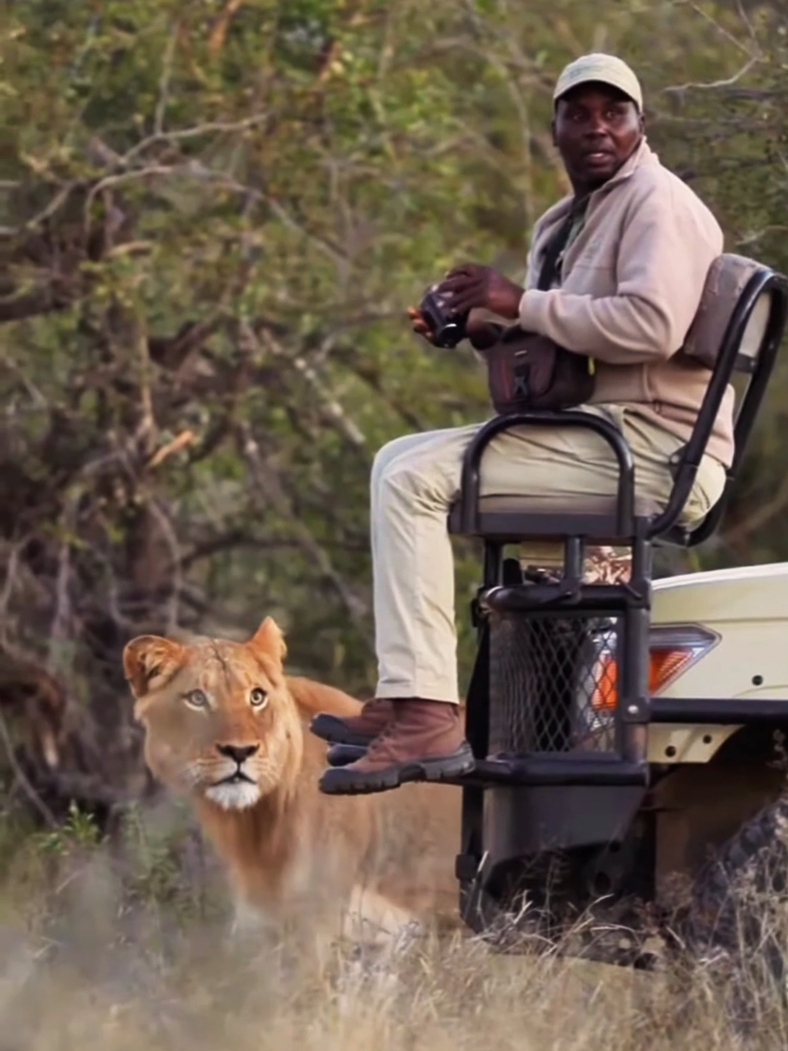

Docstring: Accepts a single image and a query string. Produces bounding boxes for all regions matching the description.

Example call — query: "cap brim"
[555,77,639,108]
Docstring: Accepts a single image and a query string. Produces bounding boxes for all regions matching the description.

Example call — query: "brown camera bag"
[482,205,596,413]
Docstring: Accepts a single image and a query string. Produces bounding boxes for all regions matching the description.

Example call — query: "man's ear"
[123,635,185,698]
[247,616,287,668]
[550,115,557,147]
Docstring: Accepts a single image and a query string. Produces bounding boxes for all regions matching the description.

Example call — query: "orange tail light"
[590,627,718,711]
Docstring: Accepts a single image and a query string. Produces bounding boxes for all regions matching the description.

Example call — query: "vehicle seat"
[448,254,788,547]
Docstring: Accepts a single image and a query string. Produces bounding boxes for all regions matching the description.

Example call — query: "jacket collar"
[535,138,657,233]
[593,137,656,196]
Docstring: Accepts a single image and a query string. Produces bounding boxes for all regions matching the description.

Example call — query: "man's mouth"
[583,149,614,163]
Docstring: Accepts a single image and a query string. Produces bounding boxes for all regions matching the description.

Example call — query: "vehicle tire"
[683,786,788,1035]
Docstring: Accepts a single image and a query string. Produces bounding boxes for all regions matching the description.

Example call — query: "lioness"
[123,617,461,945]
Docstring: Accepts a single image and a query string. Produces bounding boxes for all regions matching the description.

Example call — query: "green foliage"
[35,801,102,856]
[117,801,221,920]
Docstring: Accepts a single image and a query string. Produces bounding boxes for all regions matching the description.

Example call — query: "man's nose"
[216,743,259,764]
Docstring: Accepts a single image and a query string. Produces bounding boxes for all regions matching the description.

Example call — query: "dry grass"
[0,798,784,1051]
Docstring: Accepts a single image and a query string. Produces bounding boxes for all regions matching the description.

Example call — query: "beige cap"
[553,53,643,112]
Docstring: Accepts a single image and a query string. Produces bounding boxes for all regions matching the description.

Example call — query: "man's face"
[552,83,643,192]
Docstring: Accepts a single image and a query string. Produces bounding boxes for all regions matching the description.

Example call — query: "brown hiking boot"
[318,699,474,795]
[309,697,394,748]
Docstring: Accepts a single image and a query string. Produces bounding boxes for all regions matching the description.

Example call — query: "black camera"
[419,285,469,348]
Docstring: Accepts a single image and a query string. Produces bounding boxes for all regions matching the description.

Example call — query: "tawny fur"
[123,617,461,941]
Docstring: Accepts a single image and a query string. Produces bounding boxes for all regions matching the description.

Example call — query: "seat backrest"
[651,254,788,545]
[682,253,773,373]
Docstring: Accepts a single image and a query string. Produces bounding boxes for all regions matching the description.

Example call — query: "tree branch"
[155,23,181,136]
[0,710,57,827]
[236,421,371,633]
[253,323,368,450]
[208,0,246,56]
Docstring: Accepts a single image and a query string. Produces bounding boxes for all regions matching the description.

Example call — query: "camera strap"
[537,196,590,291]
[535,196,595,376]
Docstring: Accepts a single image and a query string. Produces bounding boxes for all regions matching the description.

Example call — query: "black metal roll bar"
[453,265,788,547]
[651,267,788,544]
[457,410,636,536]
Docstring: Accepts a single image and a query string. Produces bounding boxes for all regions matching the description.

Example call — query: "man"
[312,53,730,795]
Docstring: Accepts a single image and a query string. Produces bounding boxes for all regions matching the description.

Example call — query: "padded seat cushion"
[447,491,661,539]
[461,492,658,516]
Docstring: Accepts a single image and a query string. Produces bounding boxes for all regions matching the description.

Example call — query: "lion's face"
[123,618,302,811]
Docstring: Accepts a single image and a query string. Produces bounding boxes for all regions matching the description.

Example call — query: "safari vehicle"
[328,252,788,994]
[439,252,788,982]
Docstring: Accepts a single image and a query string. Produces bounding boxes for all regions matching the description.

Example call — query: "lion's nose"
[216,743,259,764]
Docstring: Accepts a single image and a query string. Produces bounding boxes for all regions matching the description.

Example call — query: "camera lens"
[419,287,468,348]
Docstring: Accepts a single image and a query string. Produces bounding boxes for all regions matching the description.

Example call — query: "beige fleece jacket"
[519,140,733,466]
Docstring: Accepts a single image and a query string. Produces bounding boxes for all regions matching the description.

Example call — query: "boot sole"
[319,743,475,795]
[326,743,367,767]
[309,713,379,748]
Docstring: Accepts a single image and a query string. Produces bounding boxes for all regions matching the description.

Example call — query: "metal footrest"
[445,755,649,788]
[324,745,648,787]
[481,581,647,614]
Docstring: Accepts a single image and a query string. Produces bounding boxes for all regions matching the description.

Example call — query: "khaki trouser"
[371,405,726,705]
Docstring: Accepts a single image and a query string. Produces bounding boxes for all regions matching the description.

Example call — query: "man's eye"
[250,687,268,709]
[185,689,209,709]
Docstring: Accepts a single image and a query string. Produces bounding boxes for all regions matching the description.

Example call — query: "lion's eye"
[185,689,209,709]
[250,687,268,709]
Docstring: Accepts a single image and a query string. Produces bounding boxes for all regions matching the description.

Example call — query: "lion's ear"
[248,616,287,667]
[123,635,185,698]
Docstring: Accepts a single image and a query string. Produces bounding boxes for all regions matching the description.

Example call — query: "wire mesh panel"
[488,610,619,756]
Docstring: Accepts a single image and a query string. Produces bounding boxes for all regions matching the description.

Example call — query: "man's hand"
[407,306,439,345]
[408,304,502,350]
[466,313,503,350]
[438,264,524,319]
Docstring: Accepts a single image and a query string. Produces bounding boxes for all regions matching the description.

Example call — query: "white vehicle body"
[648,561,788,763]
